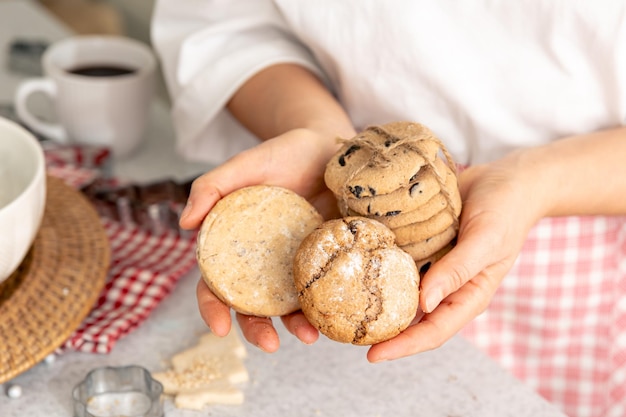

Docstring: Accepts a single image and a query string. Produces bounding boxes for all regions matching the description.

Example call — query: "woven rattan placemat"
[0,176,110,383]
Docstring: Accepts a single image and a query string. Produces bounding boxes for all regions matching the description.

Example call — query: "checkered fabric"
[44,145,198,354]
[46,165,100,189]
[62,218,197,353]
[461,215,626,417]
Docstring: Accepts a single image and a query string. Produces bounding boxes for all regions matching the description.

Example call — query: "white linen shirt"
[153,0,626,165]
[152,0,626,166]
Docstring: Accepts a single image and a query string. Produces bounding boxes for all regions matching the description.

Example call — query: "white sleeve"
[151,0,329,165]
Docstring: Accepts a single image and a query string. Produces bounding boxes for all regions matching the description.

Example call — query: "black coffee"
[68,65,136,77]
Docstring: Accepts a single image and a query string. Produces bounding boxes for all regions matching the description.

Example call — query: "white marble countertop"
[0,2,567,416]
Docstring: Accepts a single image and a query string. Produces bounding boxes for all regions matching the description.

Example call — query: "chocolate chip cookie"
[341,157,452,216]
[325,122,441,199]
[325,121,462,266]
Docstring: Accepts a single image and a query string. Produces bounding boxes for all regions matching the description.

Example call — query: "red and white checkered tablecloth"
[62,218,197,353]
[461,215,626,417]
[44,145,198,355]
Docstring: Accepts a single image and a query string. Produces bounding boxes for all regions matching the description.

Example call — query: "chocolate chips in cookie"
[325,121,462,268]
[325,122,441,199]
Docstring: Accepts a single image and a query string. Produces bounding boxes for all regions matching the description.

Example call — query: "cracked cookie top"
[293,217,420,345]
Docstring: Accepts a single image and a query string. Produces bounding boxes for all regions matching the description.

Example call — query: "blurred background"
[39,0,154,43]
[38,0,164,98]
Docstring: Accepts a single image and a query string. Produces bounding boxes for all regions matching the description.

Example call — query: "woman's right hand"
[181,126,352,352]
[179,127,345,230]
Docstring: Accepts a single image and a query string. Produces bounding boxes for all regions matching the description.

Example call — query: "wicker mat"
[0,176,110,383]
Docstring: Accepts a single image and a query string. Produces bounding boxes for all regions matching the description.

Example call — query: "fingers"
[366,213,517,362]
[196,279,232,336]
[419,183,525,314]
[419,221,499,313]
[236,314,280,353]
[197,279,282,352]
[179,151,265,230]
[281,312,320,344]
[178,169,241,230]
[236,312,320,352]
[179,180,221,230]
[366,270,498,363]
[308,188,341,220]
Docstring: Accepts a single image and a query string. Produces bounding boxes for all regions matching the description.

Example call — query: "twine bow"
[336,124,460,231]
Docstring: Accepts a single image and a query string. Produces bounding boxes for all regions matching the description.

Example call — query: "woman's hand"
[180,128,344,230]
[183,127,350,352]
[367,126,626,362]
[179,62,357,352]
[366,149,549,362]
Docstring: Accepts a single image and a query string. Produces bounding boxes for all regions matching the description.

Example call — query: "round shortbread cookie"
[196,185,323,317]
[342,157,452,217]
[349,168,462,229]
[293,217,420,345]
[399,225,457,261]
[325,122,441,199]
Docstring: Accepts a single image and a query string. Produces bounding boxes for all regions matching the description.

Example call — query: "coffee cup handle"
[15,78,69,143]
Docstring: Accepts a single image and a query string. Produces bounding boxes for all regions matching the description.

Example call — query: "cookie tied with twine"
[324,121,462,270]
[325,122,446,198]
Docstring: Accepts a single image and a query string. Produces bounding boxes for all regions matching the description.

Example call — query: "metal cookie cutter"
[73,365,163,417]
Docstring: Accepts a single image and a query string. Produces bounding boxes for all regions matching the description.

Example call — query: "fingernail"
[423,286,445,313]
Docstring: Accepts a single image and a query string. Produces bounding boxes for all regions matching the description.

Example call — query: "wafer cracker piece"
[174,381,244,410]
[152,331,248,395]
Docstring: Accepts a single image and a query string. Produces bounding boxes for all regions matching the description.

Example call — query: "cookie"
[325,122,441,199]
[196,185,323,317]
[354,166,462,229]
[151,331,248,410]
[399,225,457,261]
[392,208,457,246]
[414,242,456,275]
[343,157,452,217]
[293,217,420,345]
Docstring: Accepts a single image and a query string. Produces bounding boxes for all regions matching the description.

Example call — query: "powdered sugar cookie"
[293,217,420,345]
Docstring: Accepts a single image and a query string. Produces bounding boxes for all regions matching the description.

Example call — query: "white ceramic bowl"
[0,117,46,283]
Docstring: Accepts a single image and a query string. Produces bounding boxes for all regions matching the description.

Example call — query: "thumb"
[419,221,504,313]
[179,151,266,230]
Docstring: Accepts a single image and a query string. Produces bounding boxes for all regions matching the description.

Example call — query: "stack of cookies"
[324,121,462,272]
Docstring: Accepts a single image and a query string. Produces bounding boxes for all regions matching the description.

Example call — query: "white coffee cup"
[0,116,46,283]
[15,35,156,158]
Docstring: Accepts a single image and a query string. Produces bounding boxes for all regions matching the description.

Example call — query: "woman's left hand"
[366,150,547,362]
